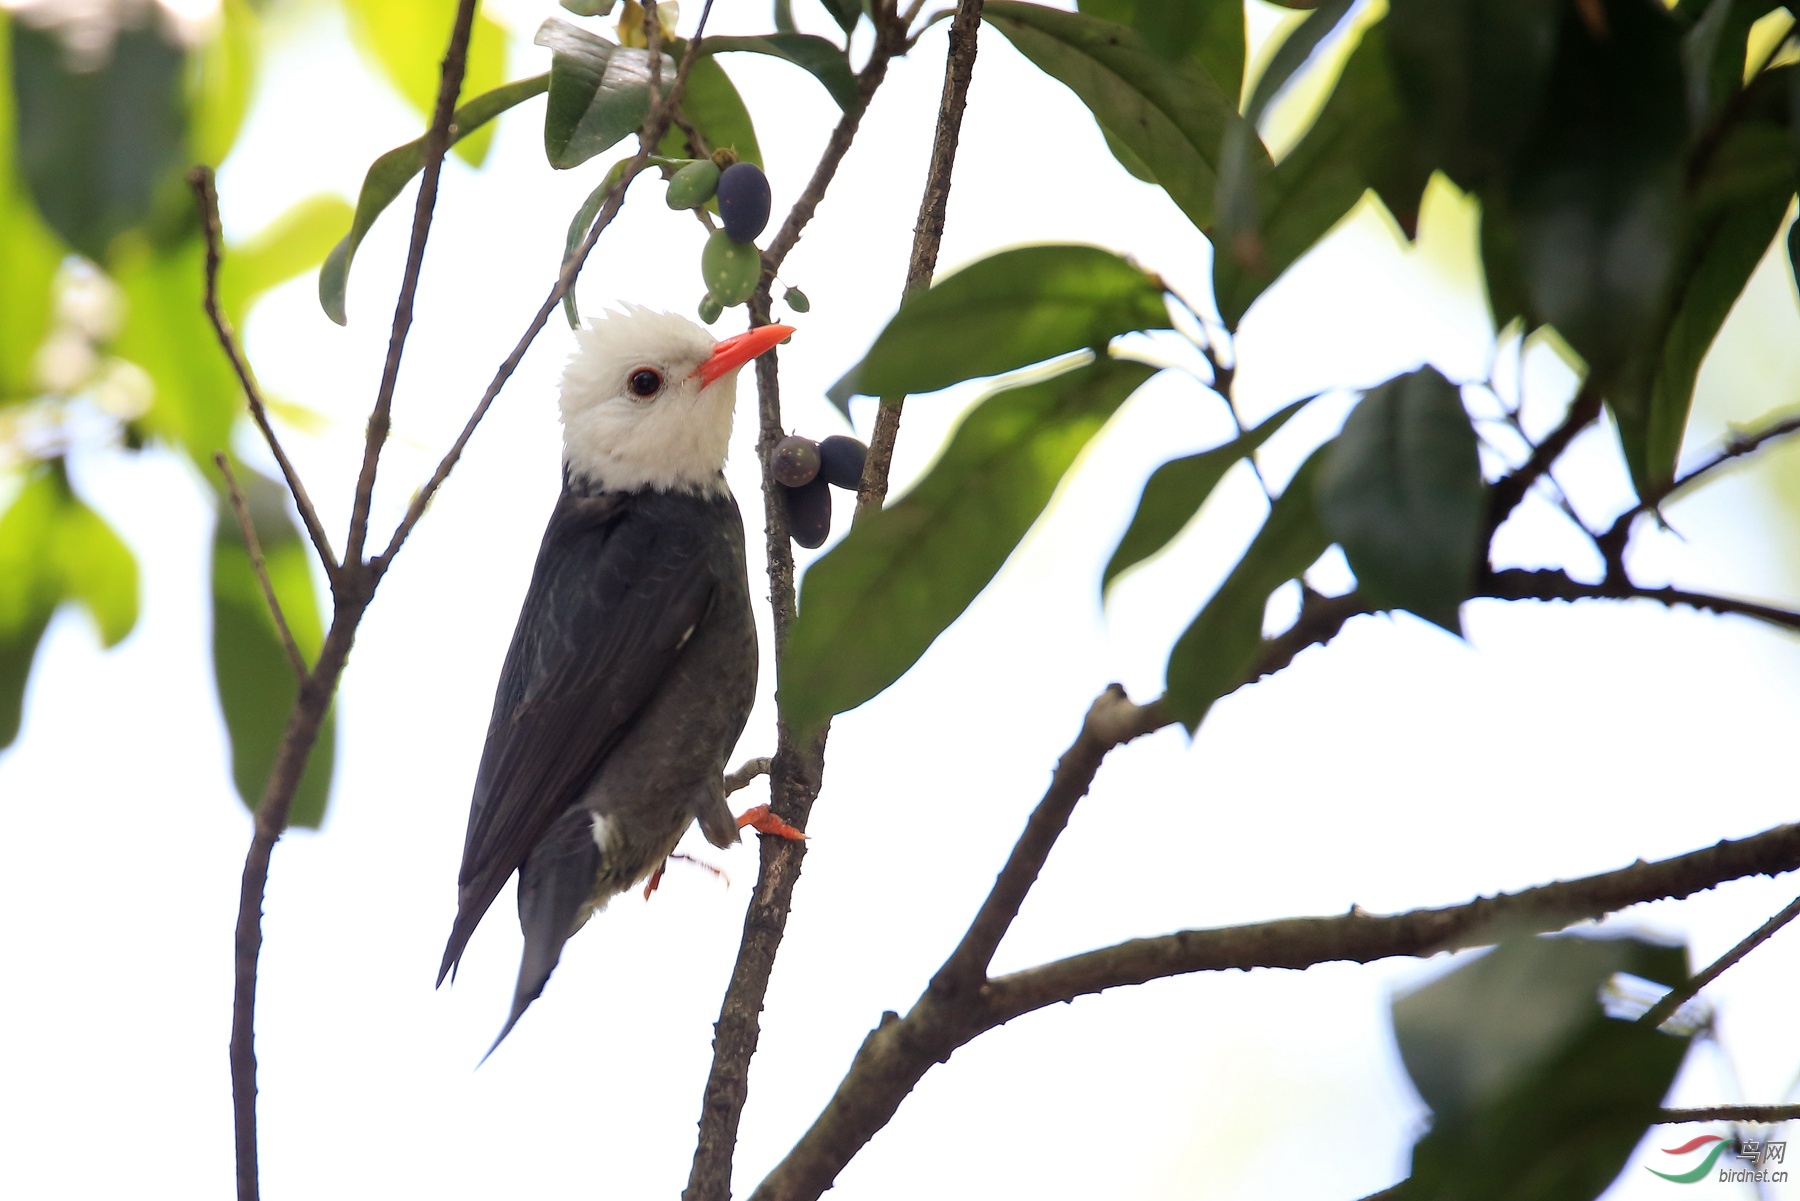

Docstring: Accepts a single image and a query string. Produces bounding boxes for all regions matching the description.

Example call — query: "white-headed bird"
[438,307,799,1053]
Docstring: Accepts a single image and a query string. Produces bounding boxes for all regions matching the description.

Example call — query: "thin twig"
[725,756,773,795]
[1640,893,1800,1029]
[342,0,479,574]
[1485,382,1603,536]
[1658,1104,1800,1125]
[683,10,979,1196]
[1482,567,1800,635]
[214,452,308,683]
[749,819,1800,1201]
[188,167,338,575]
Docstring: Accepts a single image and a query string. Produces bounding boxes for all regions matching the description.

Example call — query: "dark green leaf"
[1679,0,1782,128]
[1316,367,1483,634]
[1394,935,1690,1201]
[10,18,188,262]
[658,53,762,164]
[1076,0,1244,100]
[1215,23,1430,327]
[318,73,548,325]
[212,468,334,828]
[702,34,860,113]
[828,244,1169,409]
[1103,396,1310,592]
[984,2,1248,232]
[775,0,797,34]
[783,358,1158,734]
[342,0,509,167]
[539,18,672,171]
[561,173,616,329]
[1164,444,1334,731]
[816,0,861,36]
[1790,210,1800,298]
[0,16,65,403]
[1101,127,1158,183]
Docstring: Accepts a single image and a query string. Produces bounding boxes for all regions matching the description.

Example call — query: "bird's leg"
[734,803,807,841]
[643,852,734,900]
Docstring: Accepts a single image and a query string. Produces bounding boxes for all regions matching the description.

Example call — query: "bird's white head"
[558,305,794,495]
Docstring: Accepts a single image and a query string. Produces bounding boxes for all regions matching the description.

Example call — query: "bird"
[437,305,802,1055]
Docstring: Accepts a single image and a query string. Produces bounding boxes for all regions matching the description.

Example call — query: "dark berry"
[771,435,821,487]
[716,162,772,244]
[783,477,832,549]
[817,435,868,490]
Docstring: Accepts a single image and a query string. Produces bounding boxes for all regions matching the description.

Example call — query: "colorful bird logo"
[1647,1134,1731,1183]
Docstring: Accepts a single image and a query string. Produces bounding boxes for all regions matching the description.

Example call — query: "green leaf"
[0,16,65,403]
[783,357,1158,734]
[318,73,549,325]
[219,194,355,327]
[188,0,260,168]
[0,464,139,746]
[828,244,1169,408]
[539,18,673,171]
[657,53,762,164]
[1075,0,1245,101]
[816,0,861,37]
[342,0,509,167]
[1103,396,1311,592]
[1394,935,1690,1201]
[1215,22,1429,327]
[1644,121,1796,485]
[1164,444,1333,731]
[560,171,618,328]
[211,467,334,828]
[112,236,243,460]
[9,17,188,262]
[1679,0,1782,129]
[1316,367,1484,634]
[983,2,1248,232]
[1790,211,1800,298]
[702,34,860,113]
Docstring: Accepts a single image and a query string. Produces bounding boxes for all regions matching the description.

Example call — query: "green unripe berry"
[783,286,811,313]
[666,160,721,210]
[698,293,724,324]
[701,229,763,306]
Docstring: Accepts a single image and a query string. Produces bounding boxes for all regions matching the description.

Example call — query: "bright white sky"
[3,2,1800,1198]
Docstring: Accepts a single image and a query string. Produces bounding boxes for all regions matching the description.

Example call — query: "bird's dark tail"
[479,814,600,1061]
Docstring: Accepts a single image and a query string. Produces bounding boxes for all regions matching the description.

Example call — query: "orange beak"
[696,323,796,387]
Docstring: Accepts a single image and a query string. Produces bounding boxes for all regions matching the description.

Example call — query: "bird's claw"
[735,803,807,841]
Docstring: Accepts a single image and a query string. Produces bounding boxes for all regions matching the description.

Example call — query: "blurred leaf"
[1394,934,1690,1201]
[828,244,1169,409]
[1164,444,1332,731]
[984,2,1247,232]
[657,53,762,164]
[1645,120,1796,484]
[1384,0,1563,195]
[538,18,672,170]
[0,15,65,402]
[1075,0,1244,100]
[1316,367,1483,634]
[10,17,188,262]
[318,73,548,325]
[1215,23,1429,327]
[342,0,508,167]
[1242,0,1355,123]
[783,358,1157,733]
[188,0,260,168]
[1790,211,1800,297]
[1679,0,1782,129]
[111,236,241,459]
[219,193,355,327]
[816,0,861,37]
[212,467,334,828]
[0,463,139,746]
[702,34,860,113]
[1103,396,1310,592]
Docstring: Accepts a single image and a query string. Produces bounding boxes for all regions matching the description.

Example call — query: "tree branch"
[725,756,773,795]
[1484,382,1603,536]
[1640,892,1800,1029]
[683,10,983,1197]
[1482,567,1800,635]
[342,0,479,573]
[1658,1104,1800,1125]
[213,452,307,683]
[188,167,338,575]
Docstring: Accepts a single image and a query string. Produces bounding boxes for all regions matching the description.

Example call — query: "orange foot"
[643,852,733,900]
[736,803,808,841]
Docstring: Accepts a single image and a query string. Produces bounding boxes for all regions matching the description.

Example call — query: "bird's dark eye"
[628,368,663,398]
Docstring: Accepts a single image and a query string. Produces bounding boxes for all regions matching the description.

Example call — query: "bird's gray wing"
[438,488,718,984]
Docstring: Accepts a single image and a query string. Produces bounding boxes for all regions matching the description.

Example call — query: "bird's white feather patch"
[560,305,743,495]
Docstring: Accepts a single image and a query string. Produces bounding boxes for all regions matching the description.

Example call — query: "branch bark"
[1658,1104,1800,1125]
[1639,892,1800,1029]
[1482,567,1800,635]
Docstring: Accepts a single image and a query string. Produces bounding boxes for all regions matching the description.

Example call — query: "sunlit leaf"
[702,33,860,112]
[52,490,138,646]
[828,244,1169,409]
[1104,396,1310,592]
[657,53,762,164]
[0,16,65,402]
[342,0,509,167]
[1316,368,1484,634]
[211,467,334,828]
[783,358,1158,734]
[1077,0,1245,101]
[219,193,354,327]
[111,236,241,459]
[1394,935,1690,1201]
[1163,444,1333,731]
[539,18,673,170]
[318,73,548,325]
[983,2,1246,232]
[9,18,188,262]
[188,0,260,168]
